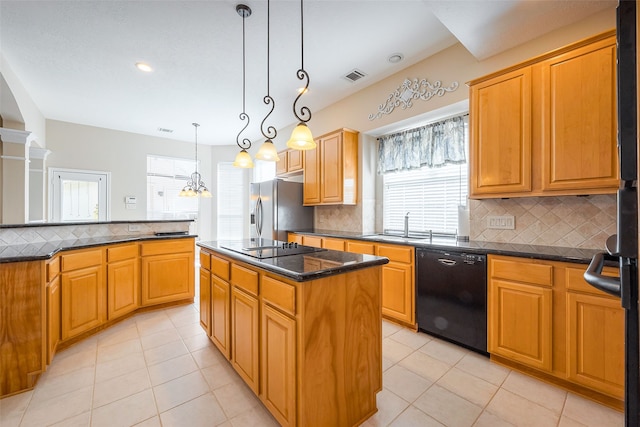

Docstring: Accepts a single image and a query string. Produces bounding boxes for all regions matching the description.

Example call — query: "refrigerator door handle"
[256,197,263,237]
[583,252,621,297]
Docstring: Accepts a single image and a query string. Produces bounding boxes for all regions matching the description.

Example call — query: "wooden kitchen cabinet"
[61,248,106,340]
[141,239,194,306]
[322,237,345,251]
[301,234,323,248]
[230,263,260,393]
[469,30,617,198]
[377,244,415,326]
[346,240,375,255]
[107,243,139,319]
[470,67,532,196]
[303,128,358,206]
[199,267,212,336]
[488,256,553,372]
[277,149,304,177]
[46,256,61,364]
[538,36,618,192]
[565,266,624,399]
[261,298,297,427]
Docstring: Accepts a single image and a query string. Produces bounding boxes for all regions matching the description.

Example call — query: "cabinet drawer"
[61,249,103,271]
[566,265,619,298]
[200,251,211,271]
[262,276,296,316]
[490,257,553,286]
[211,255,230,280]
[322,238,345,251]
[47,256,60,281]
[346,241,375,255]
[231,263,259,296]
[377,244,413,263]
[302,235,323,248]
[141,238,193,256]
[107,244,138,262]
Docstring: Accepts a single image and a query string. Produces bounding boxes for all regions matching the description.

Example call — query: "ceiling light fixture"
[286,0,316,151]
[179,123,212,198]
[388,53,404,64]
[135,62,153,72]
[233,4,254,168]
[255,0,280,162]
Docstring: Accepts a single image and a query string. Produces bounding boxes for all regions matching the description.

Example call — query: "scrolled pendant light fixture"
[233,4,254,168]
[255,0,280,162]
[179,123,212,198]
[286,0,316,151]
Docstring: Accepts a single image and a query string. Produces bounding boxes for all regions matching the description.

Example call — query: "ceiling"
[0,0,616,146]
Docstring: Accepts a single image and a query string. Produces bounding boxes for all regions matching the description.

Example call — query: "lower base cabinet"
[61,265,106,340]
[231,287,260,393]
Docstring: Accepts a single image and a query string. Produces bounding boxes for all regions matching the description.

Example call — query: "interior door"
[50,168,109,222]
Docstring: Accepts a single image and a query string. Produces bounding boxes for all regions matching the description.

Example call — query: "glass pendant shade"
[286,122,316,150]
[233,149,254,168]
[255,140,280,161]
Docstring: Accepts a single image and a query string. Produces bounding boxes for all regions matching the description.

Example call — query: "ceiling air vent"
[343,69,366,83]
[157,127,174,133]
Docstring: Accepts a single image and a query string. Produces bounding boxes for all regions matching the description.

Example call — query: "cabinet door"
[287,149,303,173]
[470,67,532,196]
[303,147,321,205]
[381,262,414,325]
[488,279,552,371]
[232,287,259,393]
[141,252,194,306]
[567,292,624,398]
[261,304,297,427]
[211,276,231,360]
[107,258,139,319]
[276,151,288,176]
[540,36,618,192]
[320,132,343,203]
[47,275,61,364]
[61,265,105,340]
[199,268,211,336]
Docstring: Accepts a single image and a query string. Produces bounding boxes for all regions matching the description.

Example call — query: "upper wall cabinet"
[469,30,618,199]
[303,128,359,206]
[276,149,304,177]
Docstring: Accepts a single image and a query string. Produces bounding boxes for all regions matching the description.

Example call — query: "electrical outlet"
[487,215,515,230]
[128,224,141,232]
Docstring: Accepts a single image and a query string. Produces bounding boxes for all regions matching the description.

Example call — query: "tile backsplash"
[0,221,192,246]
[469,195,616,249]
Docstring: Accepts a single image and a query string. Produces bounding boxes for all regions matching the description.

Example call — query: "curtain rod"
[376,112,469,141]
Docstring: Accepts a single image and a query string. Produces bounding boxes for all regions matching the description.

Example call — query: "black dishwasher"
[416,248,487,355]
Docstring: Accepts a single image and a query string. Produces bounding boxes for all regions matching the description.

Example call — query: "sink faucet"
[404,212,410,237]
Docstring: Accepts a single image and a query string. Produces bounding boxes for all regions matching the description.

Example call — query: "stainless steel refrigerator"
[250,179,314,242]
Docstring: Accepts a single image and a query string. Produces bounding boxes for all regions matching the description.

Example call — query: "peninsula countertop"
[197,240,389,282]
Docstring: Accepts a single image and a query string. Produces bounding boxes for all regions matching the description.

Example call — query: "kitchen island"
[197,240,389,427]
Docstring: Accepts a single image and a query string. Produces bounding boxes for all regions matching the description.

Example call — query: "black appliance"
[416,248,487,354]
[583,2,639,426]
[221,239,326,259]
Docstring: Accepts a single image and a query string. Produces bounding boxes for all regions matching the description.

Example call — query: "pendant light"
[179,123,212,198]
[233,4,254,168]
[286,0,316,151]
[255,0,280,162]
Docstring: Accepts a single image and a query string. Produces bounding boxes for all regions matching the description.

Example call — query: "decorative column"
[29,147,51,223]
[0,128,31,224]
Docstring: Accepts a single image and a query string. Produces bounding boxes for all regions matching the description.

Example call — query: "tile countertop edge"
[290,230,604,265]
[197,241,389,283]
[0,234,198,264]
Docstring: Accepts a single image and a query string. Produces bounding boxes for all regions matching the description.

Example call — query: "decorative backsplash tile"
[0,221,192,246]
[315,205,364,233]
[469,195,616,249]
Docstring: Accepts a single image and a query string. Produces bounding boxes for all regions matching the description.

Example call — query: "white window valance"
[377,114,468,174]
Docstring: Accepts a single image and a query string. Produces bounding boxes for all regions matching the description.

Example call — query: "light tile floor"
[0,303,624,427]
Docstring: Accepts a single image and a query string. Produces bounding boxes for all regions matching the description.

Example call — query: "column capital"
[0,127,32,144]
[29,147,51,160]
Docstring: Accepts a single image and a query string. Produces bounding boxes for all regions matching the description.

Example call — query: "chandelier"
[179,123,212,198]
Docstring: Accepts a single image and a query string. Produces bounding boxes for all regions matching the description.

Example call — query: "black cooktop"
[220,239,326,259]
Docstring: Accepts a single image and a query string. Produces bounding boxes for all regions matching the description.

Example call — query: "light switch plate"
[487,215,515,230]
[128,224,141,232]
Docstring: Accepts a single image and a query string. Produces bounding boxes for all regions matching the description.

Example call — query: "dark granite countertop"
[0,234,196,263]
[0,219,194,229]
[197,240,389,282]
[291,229,603,265]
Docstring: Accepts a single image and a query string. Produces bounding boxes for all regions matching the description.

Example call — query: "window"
[147,155,198,219]
[50,168,110,222]
[383,163,467,235]
[217,162,248,239]
[381,114,468,236]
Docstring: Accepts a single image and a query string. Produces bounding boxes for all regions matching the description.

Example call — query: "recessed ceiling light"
[135,62,153,72]
[388,53,404,64]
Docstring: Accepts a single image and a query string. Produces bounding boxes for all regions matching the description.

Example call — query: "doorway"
[49,168,110,222]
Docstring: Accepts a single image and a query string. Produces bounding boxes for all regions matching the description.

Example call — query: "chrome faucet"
[403,212,410,237]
